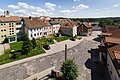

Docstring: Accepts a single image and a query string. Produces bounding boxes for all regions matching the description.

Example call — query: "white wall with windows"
[52,24,60,34]
[25,27,43,40]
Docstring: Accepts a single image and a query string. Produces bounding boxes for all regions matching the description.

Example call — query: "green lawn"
[0,40,45,65]
[0,35,71,65]
[0,48,45,65]
[10,41,23,50]
[55,36,71,42]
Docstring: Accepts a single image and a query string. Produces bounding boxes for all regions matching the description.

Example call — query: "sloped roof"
[61,19,77,28]
[103,25,118,32]
[83,22,93,28]
[105,37,120,44]
[0,16,21,22]
[108,44,120,76]
[22,17,51,28]
[111,29,120,38]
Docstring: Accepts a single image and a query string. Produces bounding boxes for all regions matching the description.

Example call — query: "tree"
[104,18,113,25]
[22,34,32,55]
[31,37,37,49]
[61,59,78,80]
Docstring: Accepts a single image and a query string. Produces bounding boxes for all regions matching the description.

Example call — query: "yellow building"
[0,16,22,43]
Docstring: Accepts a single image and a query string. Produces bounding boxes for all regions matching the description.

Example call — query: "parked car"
[70,38,76,41]
[43,45,50,50]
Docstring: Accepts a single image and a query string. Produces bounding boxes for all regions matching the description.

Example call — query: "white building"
[22,17,52,40]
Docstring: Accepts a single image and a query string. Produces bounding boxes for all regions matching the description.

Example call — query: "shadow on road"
[92,37,101,42]
[85,49,110,80]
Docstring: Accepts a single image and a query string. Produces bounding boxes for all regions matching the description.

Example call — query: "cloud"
[45,2,56,11]
[60,10,72,15]
[18,2,29,9]
[112,4,119,7]
[73,4,89,11]
[14,9,28,14]
[60,4,88,15]
[8,5,20,9]
[58,6,61,8]
[0,9,4,13]
[73,0,80,2]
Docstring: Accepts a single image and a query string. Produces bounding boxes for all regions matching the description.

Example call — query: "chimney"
[4,10,9,17]
[29,16,32,20]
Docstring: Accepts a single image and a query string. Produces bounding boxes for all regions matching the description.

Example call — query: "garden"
[0,34,82,65]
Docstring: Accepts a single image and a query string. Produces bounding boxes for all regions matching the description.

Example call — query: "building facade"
[60,19,77,37]
[77,22,93,36]
[0,11,22,43]
[22,17,52,40]
[98,26,120,80]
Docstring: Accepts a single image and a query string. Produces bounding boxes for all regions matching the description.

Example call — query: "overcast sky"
[0,0,120,18]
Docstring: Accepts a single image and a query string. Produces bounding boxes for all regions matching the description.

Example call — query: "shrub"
[22,34,32,55]
[31,38,37,49]
[61,59,78,80]
[75,36,82,40]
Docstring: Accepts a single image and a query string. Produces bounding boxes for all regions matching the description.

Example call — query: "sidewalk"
[45,38,84,54]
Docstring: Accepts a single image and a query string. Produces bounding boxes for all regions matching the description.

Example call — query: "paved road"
[68,31,110,80]
[45,39,84,54]
[44,31,110,80]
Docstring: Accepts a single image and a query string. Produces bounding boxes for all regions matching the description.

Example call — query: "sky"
[0,0,120,18]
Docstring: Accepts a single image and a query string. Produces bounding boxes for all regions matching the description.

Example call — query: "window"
[34,34,36,36]
[19,22,21,25]
[12,33,14,34]
[9,28,11,30]
[37,33,39,36]
[9,26,11,27]
[1,35,3,38]
[31,34,33,37]
[10,33,11,35]
[40,32,42,35]
[4,29,6,31]
[16,22,21,25]
[16,23,18,25]
[1,24,3,26]
[1,30,3,32]
[4,35,6,37]
[12,28,14,30]
[44,32,47,35]
[9,23,11,25]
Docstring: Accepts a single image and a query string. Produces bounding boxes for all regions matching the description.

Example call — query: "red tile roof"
[0,16,21,21]
[111,29,120,38]
[105,37,120,44]
[22,17,51,28]
[61,19,77,28]
[82,22,93,28]
[103,25,118,32]
[108,44,120,76]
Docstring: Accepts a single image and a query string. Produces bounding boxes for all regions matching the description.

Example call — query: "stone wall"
[0,43,10,55]
[0,45,80,80]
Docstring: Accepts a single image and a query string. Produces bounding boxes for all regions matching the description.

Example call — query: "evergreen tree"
[61,59,78,80]
[22,34,32,55]
[31,37,37,49]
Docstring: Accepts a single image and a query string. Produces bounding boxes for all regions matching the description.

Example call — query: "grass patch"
[75,36,82,40]
[36,37,54,47]
[15,48,45,60]
[10,41,23,50]
[55,36,71,42]
[0,48,45,65]
[0,35,71,65]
